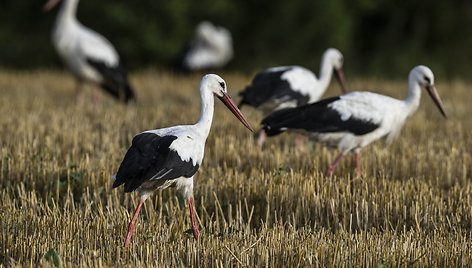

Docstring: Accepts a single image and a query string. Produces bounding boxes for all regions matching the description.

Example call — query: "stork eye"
[423,75,431,83]
[219,82,225,89]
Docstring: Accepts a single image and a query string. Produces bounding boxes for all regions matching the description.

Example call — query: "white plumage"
[183,21,234,71]
[239,48,347,113]
[324,91,409,147]
[143,125,206,167]
[279,67,319,102]
[59,30,116,76]
[44,0,135,103]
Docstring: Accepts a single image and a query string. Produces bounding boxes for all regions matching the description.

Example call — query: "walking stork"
[262,65,447,177]
[113,74,253,249]
[43,0,136,103]
[238,48,348,146]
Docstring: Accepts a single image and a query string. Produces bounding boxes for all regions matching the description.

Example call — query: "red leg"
[92,85,102,105]
[124,196,147,250]
[294,134,305,149]
[256,129,266,148]
[75,79,84,104]
[188,197,199,239]
[354,151,361,177]
[327,152,345,177]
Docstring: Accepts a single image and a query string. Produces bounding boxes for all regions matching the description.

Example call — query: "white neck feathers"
[404,73,422,117]
[57,0,79,25]
[318,54,334,91]
[195,85,215,138]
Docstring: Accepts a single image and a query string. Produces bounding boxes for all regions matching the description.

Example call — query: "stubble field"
[0,70,470,267]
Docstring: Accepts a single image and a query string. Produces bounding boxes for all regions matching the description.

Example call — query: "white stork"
[43,0,136,103]
[113,74,253,249]
[261,65,447,177]
[182,21,234,72]
[238,48,348,146]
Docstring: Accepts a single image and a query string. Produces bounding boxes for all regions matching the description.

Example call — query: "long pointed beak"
[218,93,254,132]
[334,68,348,93]
[43,0,61,12]
[426,85,448,118]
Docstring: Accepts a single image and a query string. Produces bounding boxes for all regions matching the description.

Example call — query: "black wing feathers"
[239,68,309,108]
[86,58,136,103]
[113,133,199,192]
[262,96,380,136]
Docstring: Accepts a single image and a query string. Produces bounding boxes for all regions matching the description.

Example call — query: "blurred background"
[1,0,471,79]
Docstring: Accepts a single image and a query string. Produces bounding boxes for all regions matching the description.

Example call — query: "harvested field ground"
[0,70,471,267]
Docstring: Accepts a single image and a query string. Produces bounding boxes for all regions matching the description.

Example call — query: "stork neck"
[318,55,334,91]
[195,88,215,138]
[57,0,79,24]
[404,79,422,116]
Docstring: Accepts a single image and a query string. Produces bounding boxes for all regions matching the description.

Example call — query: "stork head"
[324,48,348,93]
[43,0,62,12]
[410,65,447,118]
[196,21,215,38]
[201,74,254,132]
[202,74,228,97]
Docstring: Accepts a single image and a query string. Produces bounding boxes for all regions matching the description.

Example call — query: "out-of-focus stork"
[262,65,447,176]
[43,0,136,103]
[239,48,348,146]
[181,21,234,72]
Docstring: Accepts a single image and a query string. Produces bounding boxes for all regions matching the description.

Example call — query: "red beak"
[425,85,448,118]
[334,68,348,93]
[218,93,254,132]
[43,0,61,12]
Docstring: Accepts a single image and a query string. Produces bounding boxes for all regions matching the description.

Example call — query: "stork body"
[181,21,234,72]
[113,74,253,249]
[262,65,447,176]
[44,0,135,103]
[238,48,348,146]
[239,48,347,114]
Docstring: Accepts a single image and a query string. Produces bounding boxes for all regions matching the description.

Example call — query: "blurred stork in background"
[262,65,447,177]
[238,48,348,146]
[43,0,136,104]
[179,21,234,72]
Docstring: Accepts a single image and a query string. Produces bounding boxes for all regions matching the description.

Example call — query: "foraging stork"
[238,48,348,146]
[43,0,136,103]
[261,65,447,177]
[113,74,253,249]
[181,21,234,72]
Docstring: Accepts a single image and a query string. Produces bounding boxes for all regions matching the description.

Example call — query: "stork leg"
[354,151,361,177]
[294,134,305,150]
[75,79,84,104]
[188,197,200,239]
[124,195,147,250]
[92,85,102,104]
[327,152,345,177]
[256,129,267,148]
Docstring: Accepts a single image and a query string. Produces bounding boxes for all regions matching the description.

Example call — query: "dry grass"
[0,69,470,267]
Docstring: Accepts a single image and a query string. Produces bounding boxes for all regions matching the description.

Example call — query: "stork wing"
[76,27,135,102]
[113,133,200,192]
[78,26,119,67]
[262,93,382,136]
[239,67,309,108]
